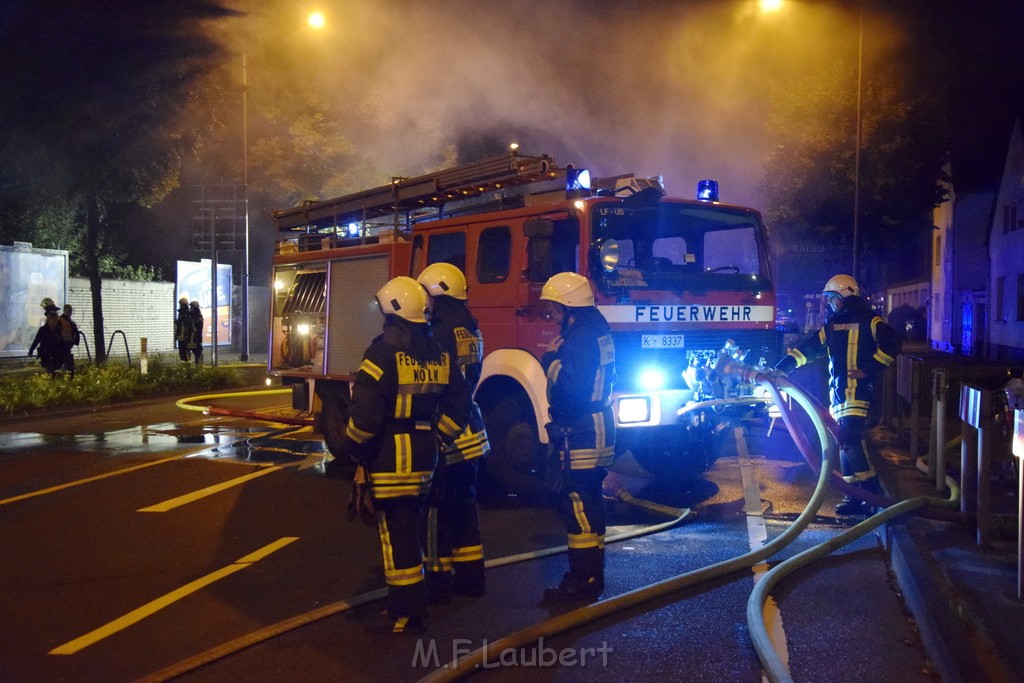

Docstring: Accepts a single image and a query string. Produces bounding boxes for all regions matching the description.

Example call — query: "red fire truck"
[269,151,780,494]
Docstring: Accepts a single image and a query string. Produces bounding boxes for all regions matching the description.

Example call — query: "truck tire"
[317,391,351,464]
[482,395,550,498]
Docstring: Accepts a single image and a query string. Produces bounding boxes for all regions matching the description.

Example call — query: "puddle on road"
[0,422,328,466]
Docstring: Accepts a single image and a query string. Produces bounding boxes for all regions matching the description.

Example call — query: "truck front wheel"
[482,395,550,498]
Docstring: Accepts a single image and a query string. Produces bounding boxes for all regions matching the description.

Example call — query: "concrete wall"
[67,278,270,359]
[68,278,175,358]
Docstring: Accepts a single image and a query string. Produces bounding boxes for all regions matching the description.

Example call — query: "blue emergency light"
[697,179,719,202]
[565,165,592,192]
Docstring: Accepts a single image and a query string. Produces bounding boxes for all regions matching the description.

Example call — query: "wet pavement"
[873,426,1024,682]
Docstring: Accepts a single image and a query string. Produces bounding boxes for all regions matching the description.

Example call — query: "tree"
[0,0,233,361]
[760,4,949,294]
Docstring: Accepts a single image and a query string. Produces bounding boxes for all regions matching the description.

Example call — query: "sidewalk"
[873,426,1024,682]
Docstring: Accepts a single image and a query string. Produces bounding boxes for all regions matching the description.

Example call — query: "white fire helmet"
[376,276,429,323]
[823,274,860,298]
[540,272,595,308]
[418,263,468,300]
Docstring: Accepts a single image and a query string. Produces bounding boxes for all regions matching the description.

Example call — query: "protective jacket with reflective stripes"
[775,296,901,419]
[429,296,490,465]
[343,317,471,499]
[541,306,616,469]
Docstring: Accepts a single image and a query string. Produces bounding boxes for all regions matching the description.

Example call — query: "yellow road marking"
[0,455,182,507]
[49,537,299,655]
[137,467,282,512]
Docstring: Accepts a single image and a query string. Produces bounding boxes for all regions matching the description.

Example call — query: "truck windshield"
[591,201,771,293]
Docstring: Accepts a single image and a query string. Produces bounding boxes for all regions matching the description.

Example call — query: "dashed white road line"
[734,426,790,679]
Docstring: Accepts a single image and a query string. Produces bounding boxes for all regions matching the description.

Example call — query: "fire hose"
[417,363,959,683]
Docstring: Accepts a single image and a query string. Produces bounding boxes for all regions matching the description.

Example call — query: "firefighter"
[774,274,901,517]
[538,272,616,603]
[188,300,203,365]
[341,276,470,634]
[417,263,489,603]
[174,297,190,362]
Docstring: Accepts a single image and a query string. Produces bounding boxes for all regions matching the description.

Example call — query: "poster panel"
[0,245,69,357]
[175,260,232,346]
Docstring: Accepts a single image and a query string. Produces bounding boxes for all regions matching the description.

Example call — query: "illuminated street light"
[759,0,783,13]
[240,12,326,362]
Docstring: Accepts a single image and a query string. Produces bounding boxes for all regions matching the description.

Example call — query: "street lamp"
[240,11,326,363]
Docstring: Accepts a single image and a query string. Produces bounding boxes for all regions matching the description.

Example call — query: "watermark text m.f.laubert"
[413,638,613,669]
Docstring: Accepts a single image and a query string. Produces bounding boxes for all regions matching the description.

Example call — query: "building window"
[1017,274,1024,322]
[476,226,512,283]
[1012,203,1020,233]
[995,276,1006,322]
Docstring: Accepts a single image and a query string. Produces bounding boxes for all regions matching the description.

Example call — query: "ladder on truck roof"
[272,151,561,232]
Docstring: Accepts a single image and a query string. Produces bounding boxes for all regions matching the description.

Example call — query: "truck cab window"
[477,226,511,283]
[427,231,466,272]
[528,217,579,282]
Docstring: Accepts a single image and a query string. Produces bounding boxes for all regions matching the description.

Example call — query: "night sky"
[2,0,1023,276]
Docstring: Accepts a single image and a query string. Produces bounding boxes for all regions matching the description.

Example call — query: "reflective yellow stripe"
[452,545,484,562]
[384,565,424,586]
[346,420,374,444]
[437,414,461,438]
[567,532,601,549]
[377,512,395,573]
[372,484,429,498]
[845,326,859,406]
[359,359,384,381]
[393,433,412,474]
[874,349,895,366]
[788,348,807,367]
[569,492,591,534]
[394,394,412,419]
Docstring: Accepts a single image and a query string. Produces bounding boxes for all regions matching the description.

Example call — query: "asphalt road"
[0,392,936,682]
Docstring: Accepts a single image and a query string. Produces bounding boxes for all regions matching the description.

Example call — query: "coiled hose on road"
[417,366,960,683]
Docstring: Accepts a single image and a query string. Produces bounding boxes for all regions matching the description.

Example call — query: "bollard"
[960,384,993,546]
[933,368,948,491]
[140,337,148,375]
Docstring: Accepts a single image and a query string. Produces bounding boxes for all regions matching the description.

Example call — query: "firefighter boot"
[541,547,603,604]
[452,559,486,597]
[540,572,604,604]
[425,570,452,605]
[364,609,426,635]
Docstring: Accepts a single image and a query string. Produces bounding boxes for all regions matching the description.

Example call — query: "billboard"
[176,260,232,346]
[0,245,69,357]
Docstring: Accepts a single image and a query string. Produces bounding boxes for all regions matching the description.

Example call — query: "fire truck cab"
[269,152,780,494]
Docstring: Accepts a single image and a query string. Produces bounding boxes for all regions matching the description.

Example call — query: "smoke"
[214,0,883,210]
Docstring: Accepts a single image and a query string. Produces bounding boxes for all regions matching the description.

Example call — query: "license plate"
[641,334,684,349]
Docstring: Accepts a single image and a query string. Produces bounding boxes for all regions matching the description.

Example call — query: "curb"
[882,518,1011,683]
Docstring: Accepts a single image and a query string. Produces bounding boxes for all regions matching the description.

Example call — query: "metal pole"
[240,51,250,361]
[852,0,863,281]
[210,210,218,367]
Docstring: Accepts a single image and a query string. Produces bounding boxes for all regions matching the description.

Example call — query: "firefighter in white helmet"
[538,272,616,603]
[775,274,901,516]
[340,275,470,634]
[417,263,489,603]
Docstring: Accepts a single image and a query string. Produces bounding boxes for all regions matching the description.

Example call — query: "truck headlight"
[617,396,651,424]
